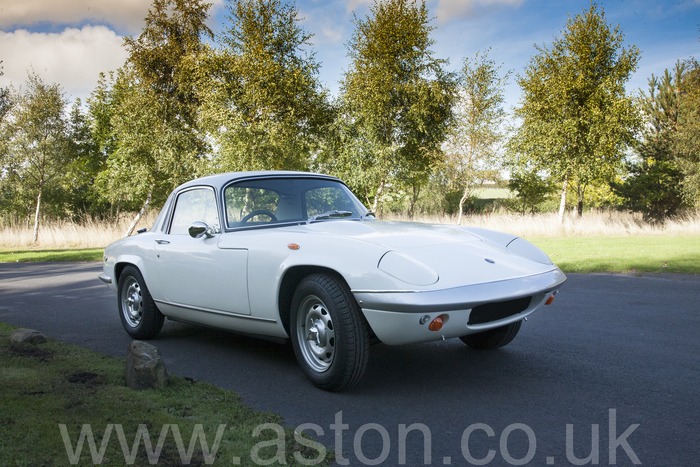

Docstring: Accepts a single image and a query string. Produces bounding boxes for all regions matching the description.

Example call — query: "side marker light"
[429,314,449,331]
[287,243,300,250]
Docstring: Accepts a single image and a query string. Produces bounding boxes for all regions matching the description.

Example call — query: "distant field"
[475,187,511,199]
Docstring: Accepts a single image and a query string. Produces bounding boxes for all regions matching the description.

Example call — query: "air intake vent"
[468,297,532,325]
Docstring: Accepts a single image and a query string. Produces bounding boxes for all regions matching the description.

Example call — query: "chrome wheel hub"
[297,296,335,372]
[121,278,143,327]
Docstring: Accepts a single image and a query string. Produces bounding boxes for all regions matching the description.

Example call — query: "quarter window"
[169,188,219,235]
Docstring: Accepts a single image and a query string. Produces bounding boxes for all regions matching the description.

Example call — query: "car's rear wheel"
[118,266,164,340]
[459,320,522,350]
[290,273,369,391]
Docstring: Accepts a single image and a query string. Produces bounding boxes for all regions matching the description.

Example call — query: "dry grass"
[383,210,700,238]
[0,211,159,249]
[2,209,699,249]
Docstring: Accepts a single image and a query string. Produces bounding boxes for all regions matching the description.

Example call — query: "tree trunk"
[558,173,569,225]
[124,190,152,238]
[372,179,385,215]
[408,183,420,219]
[577,199,584,217]
[32,188,42,243]
[457,183,471,226]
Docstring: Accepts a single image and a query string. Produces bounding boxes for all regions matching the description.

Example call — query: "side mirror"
[188,221,213,239]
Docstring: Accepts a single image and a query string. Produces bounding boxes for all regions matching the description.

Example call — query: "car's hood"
[295,220,556,289]
[301,220,483,249]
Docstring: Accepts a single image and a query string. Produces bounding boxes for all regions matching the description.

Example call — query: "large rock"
[10,328,47,345]
[126,341,168,390]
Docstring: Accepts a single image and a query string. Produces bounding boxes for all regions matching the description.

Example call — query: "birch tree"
[99,0,213,236]
[1,73,70,242]
[508,2,640,223]
[339,0,455,214]
[444,50,510,224]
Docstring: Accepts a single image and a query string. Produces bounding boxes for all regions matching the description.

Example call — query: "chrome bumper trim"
[353,268,566,313]
[98,274,112,285]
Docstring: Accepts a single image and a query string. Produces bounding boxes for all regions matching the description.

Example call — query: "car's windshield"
[223,177,369,228]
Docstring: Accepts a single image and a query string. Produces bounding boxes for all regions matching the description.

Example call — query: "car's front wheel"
[118,266,164,340]
[290,273,369,391]
[459,320,522,350]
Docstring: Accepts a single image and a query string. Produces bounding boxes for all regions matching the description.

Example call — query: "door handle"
[155,239,170,244]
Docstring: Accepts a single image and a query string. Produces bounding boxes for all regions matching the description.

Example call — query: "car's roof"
[176,170,341,191]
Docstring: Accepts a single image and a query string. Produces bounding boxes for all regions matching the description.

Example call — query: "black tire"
[290,273,369,391]
[459,320,522,350]
[117,266,164,340]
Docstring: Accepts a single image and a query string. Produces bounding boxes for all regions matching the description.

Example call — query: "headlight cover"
[506,238,552,265]
[378,251,439,286]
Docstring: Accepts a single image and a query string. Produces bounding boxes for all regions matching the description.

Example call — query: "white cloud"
[0,0,152,34]
[0,0,226,35]
[345,0,373,14]
[434,0,524,22]
[0,26,129,101]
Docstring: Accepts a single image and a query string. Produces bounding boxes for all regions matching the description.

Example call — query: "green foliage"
[200,0,330,173]
[613,64,687,220]
[508,2,641,215]
[507,171,558,214]
[444,49,510,221]
[335,0,456,213]
[674,57,700,206]
[0,61,9,120]
[97,0,214,235]
[0,72,71,241]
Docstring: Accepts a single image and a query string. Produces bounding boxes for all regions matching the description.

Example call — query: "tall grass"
[0,212,159,249]
[1,209,698,249]
[383,210,700,238]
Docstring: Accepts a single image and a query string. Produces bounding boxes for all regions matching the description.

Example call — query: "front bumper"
[354,268,565,345]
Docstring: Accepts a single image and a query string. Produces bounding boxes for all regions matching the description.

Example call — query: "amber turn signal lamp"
[287,243,300,250]
[429,315,444,331]
[545,294,555,305]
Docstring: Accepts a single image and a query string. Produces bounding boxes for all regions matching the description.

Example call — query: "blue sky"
[1,0,698,111]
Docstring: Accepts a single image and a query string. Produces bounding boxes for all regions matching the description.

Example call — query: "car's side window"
[225,187,280,226]
[305,187,355,217]
[169,187,219,235]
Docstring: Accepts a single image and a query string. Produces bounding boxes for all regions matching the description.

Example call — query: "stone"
[125,341,168,390]
[10,328,47,345]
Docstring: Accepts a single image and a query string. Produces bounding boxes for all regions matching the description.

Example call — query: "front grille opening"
[468,296,532,325]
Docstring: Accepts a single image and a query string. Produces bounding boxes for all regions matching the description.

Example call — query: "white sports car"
[100,171,565,391]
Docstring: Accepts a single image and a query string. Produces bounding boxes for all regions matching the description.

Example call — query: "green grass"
[529,235,700,274]
[0,248,103,263]
[0,323,331,466]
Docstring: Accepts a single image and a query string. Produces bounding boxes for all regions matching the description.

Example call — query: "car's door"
[154,186,250,315]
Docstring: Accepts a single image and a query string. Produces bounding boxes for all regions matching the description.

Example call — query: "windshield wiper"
[306,210,353,224]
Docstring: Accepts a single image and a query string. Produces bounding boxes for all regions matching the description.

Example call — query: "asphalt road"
[1,262,698,466]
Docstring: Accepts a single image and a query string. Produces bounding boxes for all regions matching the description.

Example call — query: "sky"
[0,0,699,111]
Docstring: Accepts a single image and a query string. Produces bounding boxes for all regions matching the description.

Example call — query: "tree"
[508,2,641,223]
[1,72,70,242]
[0,61,9,120]
[613,65,687,220]
[444,50,510,224]
[63,99,108,217]
[674,56,700,206]
[338,0,455,214]
[99,0,213,237]
[200,0,331,173]
[507,171,557,215]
